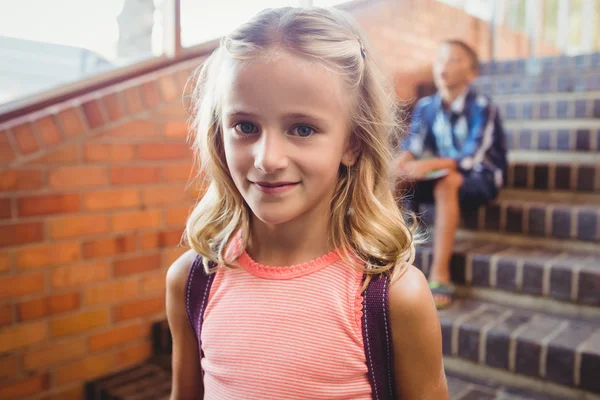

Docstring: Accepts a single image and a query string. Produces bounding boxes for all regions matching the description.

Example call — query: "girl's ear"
[341,134,361,167]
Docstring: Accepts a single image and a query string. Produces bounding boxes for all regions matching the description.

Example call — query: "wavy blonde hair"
[185,6,416,284]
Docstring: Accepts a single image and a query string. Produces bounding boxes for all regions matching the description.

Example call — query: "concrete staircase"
[85,53,600,400]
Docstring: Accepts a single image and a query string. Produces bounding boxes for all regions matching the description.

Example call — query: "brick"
[164,163,194,183]
[18,292,80,321]
[51,261,110,288]
[0,321,47,352]
[142,186,188,206]
[123,86,144,114]
[50,309,109,337]
[0,130,16,164]
[84,189,139,211]
[158,74,180,102]
[36,114,63,146]
[18,193,81,217]
[114,254,162,277]
[154,102,188,118]
[140,81,161,108]
[116,340,152,367]
[138,143,189,160]
[16,241,80,269]
[515,315,563,377]
[104,119,160,139]
[12,122,40,154]
[0,169,44,191]
[82,235,138,258]
[113,295,164,322]
[0,273,44,299]
[110,166,161,185]
[55,352,114,386]
[141,229,184,250]
[111,209,162,232]
[546,322,595,386]
[0,304,12,327]
[39,386,83,400]
[0,373,49,400]
[102,92,125,121]
[85,278,140,306]
[0,355,18,379]
[30,143,80,164]
[166,205,191,226]
[0,251,10,272]
[81,99,105,129]
[141,271,166,294]
[23,338,86,370]
[88,322,145,352]
[0,198,10,219]
[49,214,110,239]
[84,142,136,162]
[163,120,189,139]
[57,107,86,138]
[48,166,108,189]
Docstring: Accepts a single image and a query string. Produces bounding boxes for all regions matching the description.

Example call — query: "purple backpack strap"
[185,255,216,374]
[362,273,397,400]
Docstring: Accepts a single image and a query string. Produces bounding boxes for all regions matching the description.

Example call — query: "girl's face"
[220,51,356,227]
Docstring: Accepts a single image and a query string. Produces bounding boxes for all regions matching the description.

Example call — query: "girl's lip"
[252,181,299,194]
[254,181,299,187]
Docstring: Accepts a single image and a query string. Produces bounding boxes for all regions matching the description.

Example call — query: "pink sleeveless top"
[200,247,372,399]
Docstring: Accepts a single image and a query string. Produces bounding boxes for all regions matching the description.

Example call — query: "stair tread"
[415,237,600,306]
[438,297,600,394]
[446,371,570,400]
[508,150,600,164]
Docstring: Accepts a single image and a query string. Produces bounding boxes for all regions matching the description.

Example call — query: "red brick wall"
[0,1,556,398]
[0,59,202,399]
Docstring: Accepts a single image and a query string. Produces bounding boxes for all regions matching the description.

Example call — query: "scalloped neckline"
[238,249,341,280]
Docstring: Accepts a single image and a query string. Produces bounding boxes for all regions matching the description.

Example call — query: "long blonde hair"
[185,6,416,283]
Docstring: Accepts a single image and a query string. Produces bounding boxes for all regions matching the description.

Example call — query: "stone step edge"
[444,357,600,400]
[415,239,599,307]
[455,230,599,253]
[438,299,600,396]
[453,286,600,321]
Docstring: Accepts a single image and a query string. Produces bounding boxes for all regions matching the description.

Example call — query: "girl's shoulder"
[388,264,434,318]
[166,249,199,295]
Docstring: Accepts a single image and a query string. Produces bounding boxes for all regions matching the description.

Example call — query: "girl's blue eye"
[292,125,315,137]
[235,122,258,134]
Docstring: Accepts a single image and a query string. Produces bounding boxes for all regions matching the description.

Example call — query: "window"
[181,0,299,48]
[0,0,166,107]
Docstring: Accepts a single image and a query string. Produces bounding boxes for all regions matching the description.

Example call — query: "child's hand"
[402,161,431,180]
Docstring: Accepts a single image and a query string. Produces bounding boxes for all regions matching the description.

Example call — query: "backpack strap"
[185,255,216,375]
[362,273,396,400]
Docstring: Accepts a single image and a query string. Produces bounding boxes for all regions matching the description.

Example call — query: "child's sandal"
[429,281,455,309]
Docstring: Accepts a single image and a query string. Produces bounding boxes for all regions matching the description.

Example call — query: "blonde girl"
[167,6,448,400]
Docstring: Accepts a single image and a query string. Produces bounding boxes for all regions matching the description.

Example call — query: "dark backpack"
[185,255,397,399]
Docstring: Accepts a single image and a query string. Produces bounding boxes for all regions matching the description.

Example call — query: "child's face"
[220,51,356,227]
[433,43,475,91]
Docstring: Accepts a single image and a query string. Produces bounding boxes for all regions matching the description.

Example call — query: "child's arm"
[389,265,449,399]
[167,250,204,400]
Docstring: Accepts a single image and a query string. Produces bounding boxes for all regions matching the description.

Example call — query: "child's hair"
[185,6,416,283]
[442,39,480,73]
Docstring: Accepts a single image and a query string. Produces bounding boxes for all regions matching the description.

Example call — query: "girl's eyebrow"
[225,110,329,125]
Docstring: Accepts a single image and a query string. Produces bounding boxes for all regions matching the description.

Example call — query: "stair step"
[506,155,599,193]
[446,371,571,400]
[415,239,600,306]
[496,95,600,121]
[479,53,600,76]
[437,298,600,395]
[473,71,600,96]
[85,363,171,400]
[418,197,600,243]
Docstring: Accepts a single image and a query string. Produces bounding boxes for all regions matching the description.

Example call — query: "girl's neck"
[247,200,332,267]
